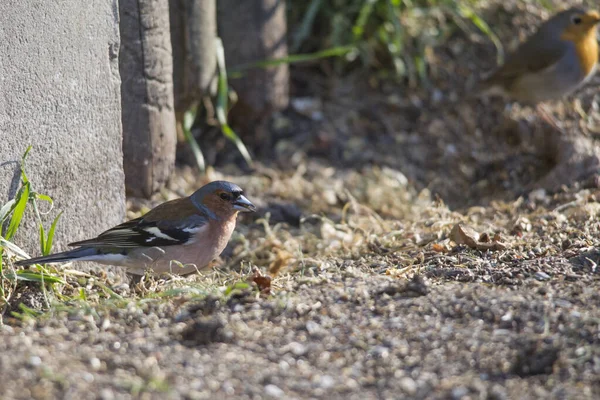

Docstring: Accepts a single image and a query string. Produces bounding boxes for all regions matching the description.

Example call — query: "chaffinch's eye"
[572,15,582,24]
[219,193,231,201]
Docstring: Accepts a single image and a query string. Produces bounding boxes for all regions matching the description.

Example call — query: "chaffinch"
[480,7,600,104]
[15,181,256,275]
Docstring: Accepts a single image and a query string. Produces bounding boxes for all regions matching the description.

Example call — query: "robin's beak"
[233,195,256,212]
[587,11,600,24]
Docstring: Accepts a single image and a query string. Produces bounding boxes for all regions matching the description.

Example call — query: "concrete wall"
[0,0,125,256]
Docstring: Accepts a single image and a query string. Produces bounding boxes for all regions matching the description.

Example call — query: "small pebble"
[534,271,551,281]
[28,356,42,367]
[265,384,285,398]
[99,388,114,400]
[317,375,334,389]
[289,342,307,356]
[452,386,469,399]
[399,377,417,395]
[90,357,102,370]
[305,321,321,335]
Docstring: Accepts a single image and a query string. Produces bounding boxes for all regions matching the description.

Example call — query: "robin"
[480,7,599,106]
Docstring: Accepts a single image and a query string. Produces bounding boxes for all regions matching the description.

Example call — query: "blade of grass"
[224,281,250,296]
[352,0,377,40]
[182,107,206,172]
[5,182,30,241]
[0,199,15,225]
[386,0,408,77]
[43,211,63,255]
[229,45,355,76]
[11,303,42,319]
[215,37,253,167]
[291,0,324,53]
[4,270,65,284]
[39,223,47,256]
[20,145,32,185]
[457,4,504,65]
[0,237,30,259]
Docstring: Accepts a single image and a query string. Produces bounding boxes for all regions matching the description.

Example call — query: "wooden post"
[120,0,177,198]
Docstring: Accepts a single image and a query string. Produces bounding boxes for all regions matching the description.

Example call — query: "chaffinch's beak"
[233,195,256,212]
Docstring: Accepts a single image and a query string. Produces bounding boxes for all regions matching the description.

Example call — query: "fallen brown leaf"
[449,223,508,251]
[249,267,272,296]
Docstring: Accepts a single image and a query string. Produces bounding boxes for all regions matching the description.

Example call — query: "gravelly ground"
[3,0,600,399]
[1,270,600,399]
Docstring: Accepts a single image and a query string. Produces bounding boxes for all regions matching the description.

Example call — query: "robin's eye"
[219,193,230,201]
[572,16,582,24]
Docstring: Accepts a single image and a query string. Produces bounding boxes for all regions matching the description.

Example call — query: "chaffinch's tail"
[14,247,102,267]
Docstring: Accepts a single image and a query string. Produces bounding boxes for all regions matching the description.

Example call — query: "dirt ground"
[2,1,600,399]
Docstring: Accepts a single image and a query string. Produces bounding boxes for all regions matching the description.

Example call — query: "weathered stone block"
[0,1,125,257]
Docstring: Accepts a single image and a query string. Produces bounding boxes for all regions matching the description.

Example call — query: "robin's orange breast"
[564,28,599,79]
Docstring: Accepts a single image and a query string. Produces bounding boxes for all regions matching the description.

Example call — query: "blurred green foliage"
[287,0,502,85]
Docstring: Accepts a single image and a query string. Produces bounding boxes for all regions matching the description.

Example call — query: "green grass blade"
[182,108,206,172]
[5,182,30,241]
[457,4,504,65]
[215,37,253,167]
[39,224,46,256]
[6,270,65,284]
[224,281,250,296]
[291,0,324,53]
[0,237,30,259]
[44,211,63,255]
[386,0,407,77]
[220,124,253,165]
[11,303,42,319]
[229,46,355,76]
[0,199,16,225]
[19,146,33,185]
[352,0,377,40]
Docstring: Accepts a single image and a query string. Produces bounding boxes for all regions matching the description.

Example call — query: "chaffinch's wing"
[69,198,209,249]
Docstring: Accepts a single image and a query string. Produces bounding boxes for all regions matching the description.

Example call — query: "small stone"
[288,342,307,356]
[369,345,389,359]
[305,321,321,335]
[265,384,285,398]
[528,189,547,202]
[317,375,334,389]
[489,384,507,400]
[534,271,551,281]
[399,377,417,395]
[452,386,469,399]
[90,357,102,370]
[29,356,42,367]
[99,388,114,400]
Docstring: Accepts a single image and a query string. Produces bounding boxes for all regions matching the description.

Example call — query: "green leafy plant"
[183,37,254,172]
[0,146,65,320]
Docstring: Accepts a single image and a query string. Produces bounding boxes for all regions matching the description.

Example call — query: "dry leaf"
[249,267,272,296]
[450,223,479,248]
[450,223,507,251]
[431,243,449,253]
